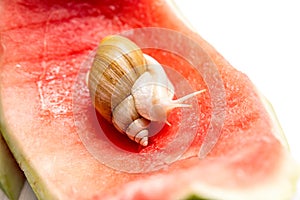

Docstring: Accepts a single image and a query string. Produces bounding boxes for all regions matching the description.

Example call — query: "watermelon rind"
[184,195,211,200]
[0,132,25,200]
[0,124,53,200]
[0,97,52,199]
[259,93,289,149]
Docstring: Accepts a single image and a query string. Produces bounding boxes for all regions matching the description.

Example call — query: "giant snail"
[87,35,205,146]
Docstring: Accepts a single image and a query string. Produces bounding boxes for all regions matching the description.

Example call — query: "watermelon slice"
[0,132,25,200]
[0,0,299,199]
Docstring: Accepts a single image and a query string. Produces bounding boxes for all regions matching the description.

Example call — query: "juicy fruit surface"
[0,0,298,199]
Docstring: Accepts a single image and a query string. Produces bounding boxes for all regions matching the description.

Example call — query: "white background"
[174,0,300,163]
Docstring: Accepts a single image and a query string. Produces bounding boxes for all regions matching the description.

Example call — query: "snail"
[87,35,205,146]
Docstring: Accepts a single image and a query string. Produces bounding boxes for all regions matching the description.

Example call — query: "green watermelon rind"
[0,131,25,200]
[184,195,211,200]
[0,132,52,200]
[259,92,290,149]
[0,98,53,200]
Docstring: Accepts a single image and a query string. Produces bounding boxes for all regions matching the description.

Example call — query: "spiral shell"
[88,35,205,146]
[88,35,146,120]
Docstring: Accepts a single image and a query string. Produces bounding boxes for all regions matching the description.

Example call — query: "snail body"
[88,35,205,146]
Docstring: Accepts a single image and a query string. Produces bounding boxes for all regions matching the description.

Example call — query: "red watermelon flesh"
[0,0,299,200]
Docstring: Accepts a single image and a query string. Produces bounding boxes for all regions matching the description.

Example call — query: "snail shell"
[88,35,205,146]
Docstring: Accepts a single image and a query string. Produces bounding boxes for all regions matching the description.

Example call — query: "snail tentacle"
[132,54,205,123]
